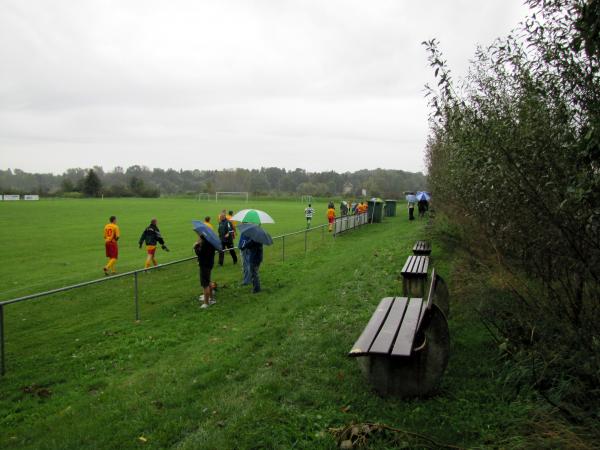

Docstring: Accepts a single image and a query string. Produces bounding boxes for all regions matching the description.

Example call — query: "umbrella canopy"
[405,194,417,203]
[416,192,431,201]
[192,221,222,251]
[230,209,275,225]
[237,223,274,246]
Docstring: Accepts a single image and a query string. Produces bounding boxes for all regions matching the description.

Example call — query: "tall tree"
[82,169,102,197]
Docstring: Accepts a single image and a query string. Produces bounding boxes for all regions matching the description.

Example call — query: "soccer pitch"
[0,197,329,301]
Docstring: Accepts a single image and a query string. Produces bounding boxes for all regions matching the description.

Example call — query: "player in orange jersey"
[327,205,336,232]
[103,216,120,275]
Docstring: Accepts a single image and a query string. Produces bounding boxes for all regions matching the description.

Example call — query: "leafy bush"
[425,0,600,416]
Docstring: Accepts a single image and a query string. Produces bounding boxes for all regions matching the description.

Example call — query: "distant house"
[343,182,353,195]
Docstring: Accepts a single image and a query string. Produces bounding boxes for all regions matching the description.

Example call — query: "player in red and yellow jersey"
[103,215,120,275]
[327,206,336,232]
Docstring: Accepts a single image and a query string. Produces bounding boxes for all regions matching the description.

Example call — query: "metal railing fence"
[0,222,346,376]
[333,212,370,235]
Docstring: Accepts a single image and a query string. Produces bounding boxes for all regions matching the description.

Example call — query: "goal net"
[198,193,212,201]
[301,195,313,203]
[215,192,249,203]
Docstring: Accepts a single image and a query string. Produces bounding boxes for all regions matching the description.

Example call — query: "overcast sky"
[0,0,530,174]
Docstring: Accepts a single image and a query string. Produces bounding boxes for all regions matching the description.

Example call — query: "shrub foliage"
[425,0,600,415]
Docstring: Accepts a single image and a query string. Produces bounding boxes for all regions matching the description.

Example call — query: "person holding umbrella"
[138,218,169,269]
[192,221,223,309]
[218,213,238,266]
[239,229,265,294]
[231,210,275,293]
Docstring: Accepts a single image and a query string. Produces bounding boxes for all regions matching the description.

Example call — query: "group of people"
[194,210,263,309]
[407,197,430,220]
[101,210,263,312]
[305,200,370,232]
[102,216,169,276]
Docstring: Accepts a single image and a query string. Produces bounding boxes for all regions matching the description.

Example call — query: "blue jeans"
[249,263,261,293]
[241,250,252,285]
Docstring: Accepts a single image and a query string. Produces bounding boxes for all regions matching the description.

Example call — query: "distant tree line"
[0,166,426,199]
[425,0,599,415]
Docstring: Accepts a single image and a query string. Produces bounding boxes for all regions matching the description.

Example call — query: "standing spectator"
[241,237,263,293]
[218,213,238,266]
[238,229,252,286]
[193,235,216,309]
[340,201,348,216]
[138,218,169,269]
[408,200,415,221]
[304,203,315,228]
[226,210,237,236]
[327,204,336,232]
[418,198,428,219]
[103,216,120,276]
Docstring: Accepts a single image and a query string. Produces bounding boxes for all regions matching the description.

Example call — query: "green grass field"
[0,198,557,448]
[0,198,330,301]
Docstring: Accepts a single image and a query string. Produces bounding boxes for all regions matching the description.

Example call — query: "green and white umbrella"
[231,209,275,224]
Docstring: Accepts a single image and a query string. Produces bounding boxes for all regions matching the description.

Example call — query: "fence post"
[134,272,140,321]
[0,304,5,376]
[304,229,308,254]
[282,235,285,262]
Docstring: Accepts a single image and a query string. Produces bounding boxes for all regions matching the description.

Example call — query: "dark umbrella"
[237,223,274,245]
[192,221,223,251]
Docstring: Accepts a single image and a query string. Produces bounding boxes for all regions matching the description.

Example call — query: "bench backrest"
[417,268,436,331]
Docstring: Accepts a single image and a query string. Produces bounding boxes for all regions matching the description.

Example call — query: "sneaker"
[200,303,209,309]
[209,299,216,305]
[199,295,205,302]
[103,267,109,276]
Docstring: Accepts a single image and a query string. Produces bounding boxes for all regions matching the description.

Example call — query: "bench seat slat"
[348,297,394,356]
[391,297,424,356]
[401,255,429,277]
[369,297,408,354]
[412,240,432,255]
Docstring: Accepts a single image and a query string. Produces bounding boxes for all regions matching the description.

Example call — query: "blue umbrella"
[406,194,417,203]
[192,221,223,251]
[237,223,274,246]
[416,192,431,201]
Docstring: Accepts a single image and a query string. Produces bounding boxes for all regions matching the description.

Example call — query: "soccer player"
[304,203,314,228]
[103,216,120,275]
[138,218,169,269]
[327,205,336,232]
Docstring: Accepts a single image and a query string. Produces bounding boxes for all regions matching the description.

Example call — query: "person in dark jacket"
[217,213,238,266]
[138,218,169,269]
[238,229,252,286]
[194,235,216,309]
[240,236,263,293]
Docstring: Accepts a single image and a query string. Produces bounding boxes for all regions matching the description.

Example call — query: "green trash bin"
[385,199,397,217]
[367,198,384,223]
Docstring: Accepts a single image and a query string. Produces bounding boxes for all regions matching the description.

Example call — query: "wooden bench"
[401,255,429,298]
[348,268,450,397]
[412,240,432,255]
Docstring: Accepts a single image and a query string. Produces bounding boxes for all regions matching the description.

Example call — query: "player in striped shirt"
[304,204,315,228]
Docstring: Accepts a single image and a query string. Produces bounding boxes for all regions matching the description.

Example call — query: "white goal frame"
[215,191,249,203]
[301,195,313,203]
[198,192,212,201]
